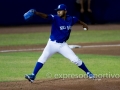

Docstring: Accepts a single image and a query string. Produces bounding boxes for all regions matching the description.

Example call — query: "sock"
[78,62,89,73]
[32,62,43,76]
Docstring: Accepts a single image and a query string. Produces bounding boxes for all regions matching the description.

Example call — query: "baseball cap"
[55,4,67,11]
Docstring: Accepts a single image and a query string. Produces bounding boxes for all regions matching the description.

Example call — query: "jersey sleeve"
[72,16,79,25]
[47,14,55,21]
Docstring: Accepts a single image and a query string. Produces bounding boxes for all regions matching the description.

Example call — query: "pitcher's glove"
[23,9,36,20]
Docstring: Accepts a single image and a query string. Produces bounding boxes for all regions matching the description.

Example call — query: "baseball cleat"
[87,72,95,79]
[25,74,35,83]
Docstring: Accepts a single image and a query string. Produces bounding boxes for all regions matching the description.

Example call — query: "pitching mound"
[0,78,120,90]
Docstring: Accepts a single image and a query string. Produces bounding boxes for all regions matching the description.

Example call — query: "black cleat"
[25,74,35,83]
[87,72,95,79]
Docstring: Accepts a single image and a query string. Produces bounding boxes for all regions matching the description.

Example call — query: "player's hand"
[83,24,88,30]
[23,9,36,20]
[78,20,88,30]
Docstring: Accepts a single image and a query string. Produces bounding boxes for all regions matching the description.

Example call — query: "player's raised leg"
[58,42,95,79]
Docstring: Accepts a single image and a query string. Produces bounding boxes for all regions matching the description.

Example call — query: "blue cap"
[55,4,67,11]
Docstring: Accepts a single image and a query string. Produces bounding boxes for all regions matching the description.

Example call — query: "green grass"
[0,30,120,46]
[68,30,120,43]
[0,52,120,81]
[0,29,120,82]
[0,33,49,46]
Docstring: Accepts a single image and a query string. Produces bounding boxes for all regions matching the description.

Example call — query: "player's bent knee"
[71,57,82,66]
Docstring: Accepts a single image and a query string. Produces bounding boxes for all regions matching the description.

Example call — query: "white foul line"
[0,48,44,53]
[69,44,120,49]
[0,44,120,53]
[82,44,120,48]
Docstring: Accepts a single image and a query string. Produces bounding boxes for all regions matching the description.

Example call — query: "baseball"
[83,28,87,30]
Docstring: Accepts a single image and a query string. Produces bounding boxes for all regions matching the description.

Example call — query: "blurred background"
[0,0,120,26]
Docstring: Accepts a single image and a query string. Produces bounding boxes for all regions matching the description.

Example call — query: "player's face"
[57,10,67,17]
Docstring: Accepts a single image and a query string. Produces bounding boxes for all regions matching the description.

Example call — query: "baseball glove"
[23,9,36,20]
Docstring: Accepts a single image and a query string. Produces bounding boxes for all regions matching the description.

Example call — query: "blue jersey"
[47,14,79,43]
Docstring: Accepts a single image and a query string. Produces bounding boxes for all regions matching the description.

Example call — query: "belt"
[50,39,65,43]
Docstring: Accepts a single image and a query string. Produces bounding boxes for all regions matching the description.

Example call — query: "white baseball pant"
[38,39,82,66]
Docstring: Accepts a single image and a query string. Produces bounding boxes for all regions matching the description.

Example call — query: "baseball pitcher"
[24,4,95,83]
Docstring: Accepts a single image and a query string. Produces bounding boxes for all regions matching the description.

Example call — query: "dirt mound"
[0,78,120,90]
